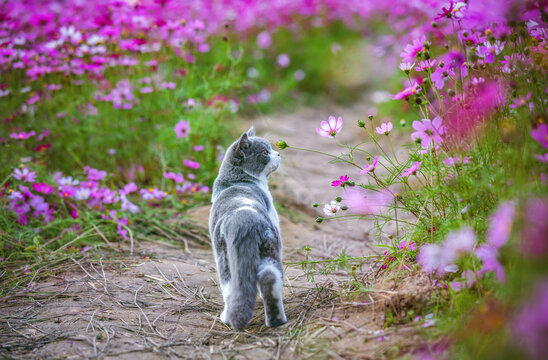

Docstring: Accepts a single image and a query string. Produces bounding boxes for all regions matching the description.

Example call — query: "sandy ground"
[0,100,433,359]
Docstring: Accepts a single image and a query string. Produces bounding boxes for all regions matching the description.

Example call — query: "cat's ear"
[238,132,251,156]
[247,126,256,137]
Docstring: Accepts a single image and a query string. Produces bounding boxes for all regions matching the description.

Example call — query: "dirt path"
[0,100,430,359]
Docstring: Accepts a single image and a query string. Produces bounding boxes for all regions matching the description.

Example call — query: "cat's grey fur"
[209,127,287,330]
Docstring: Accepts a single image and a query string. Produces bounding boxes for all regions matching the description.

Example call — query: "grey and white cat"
[209,127,287,330]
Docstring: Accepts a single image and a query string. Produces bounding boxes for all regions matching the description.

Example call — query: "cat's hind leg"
[220,282,231,324]
[258,259,287,327]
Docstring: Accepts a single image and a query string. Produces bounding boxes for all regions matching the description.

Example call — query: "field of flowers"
[1,0,548,358]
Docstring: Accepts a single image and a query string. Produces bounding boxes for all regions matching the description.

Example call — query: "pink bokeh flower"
[33,182,53,194]
[163,171,184,183]
[531,124,548,148]
[375,122,393,135]
[487,201,515,249]
[389,82,421,100]
[359,156,378,175]
[509,92,532,108]
[316,116,343,137]
[534,153,548,163]
[10,131,36,140]
[256,31,271,49]
[183,159,200,170]
[277,53,290,68]
[411,117,446,149]
[343,187,392,215]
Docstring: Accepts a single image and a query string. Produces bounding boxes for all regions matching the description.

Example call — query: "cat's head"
[228,126,280,177]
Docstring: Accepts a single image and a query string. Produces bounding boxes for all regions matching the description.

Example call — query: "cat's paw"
[220,309,228,324]
[266,314,287,328]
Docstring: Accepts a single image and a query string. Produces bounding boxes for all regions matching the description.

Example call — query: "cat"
[209,126,287,330]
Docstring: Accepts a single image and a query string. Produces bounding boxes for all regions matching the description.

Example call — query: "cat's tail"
[225,217,261,330]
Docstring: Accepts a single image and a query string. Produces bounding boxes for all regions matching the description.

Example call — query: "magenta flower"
[375,122,393,135]
[183,159,200,170]
[331,175,349,187]
[140,187,168,201]
[531,124,548,148]
[120,195,141,214]
[509,92,532,108]
[401,161,422,177]
[400,35,427,62]
[430,66,454,90]
[476,245,505,282]
[343,187,392,215]
[33,182,53,194]
[161,82,176,89]
[13,168,37,183]
[193,145,204,152]
[389,83,421,100]
[416,59,438,71]
[120,182,138,195]
[519,198,548,257]
[10,131,36,140]
[323,201,341,216]
[411,117,446,149]
[359,156,378,175]
[174,120,190,138]
[140,87,153,94]
[163,171,184,183]
[59,185,75,198]
[316,116,343,137]
[487,201,515,249]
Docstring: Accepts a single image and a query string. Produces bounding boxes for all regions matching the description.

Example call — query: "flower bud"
[358,119,366,127]
[368,115,374,120]
[335,196,342,202]
[431,21,438,28]
[315,217,323,223]
[312,202,319,207]
[400,119,406,127]
[275,140,288,150]
[304,245,311,251]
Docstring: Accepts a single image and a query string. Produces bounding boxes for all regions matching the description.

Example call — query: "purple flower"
[431,66,454,90]
[140,187,168,201]
[140,86,153,94]
[120,195,140,213]
[444,156,470,166]
[174,120,190,138]
[401,161,422,177]
[277,54,290,68]
[400,35,426,62]
[476,245,505,282]
[13,168,37,183]
[416,59,438,71]
[331,175,349,187]
[323,201,341,216]
[256,31,271,49]
[411,117,446,149]
[74,187,91,200]
[163,171,184,183]
[359,156,378,175]
[531,124,548,148]
[509,92,532,108]
[316,116,343,137]
[161,82,175,89]
[183,159,200,170]
[120,182,138,195]
[375,122,393,135]
[33,182,53,194]
[59,185,75,198]
[389,82,421,100]
[193,145,204,152]
[84,166,107,181]
[10,131,36,140]
[487,201,515,249]
[343,187,392,215]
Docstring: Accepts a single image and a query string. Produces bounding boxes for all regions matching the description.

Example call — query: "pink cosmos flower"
[476,245,505,282]
[331,175,349,187]
[411,117,446,149]
[389,82,421,100]
[174,120,190,138]
[10,131,36,140]
[487,201,515,249]
[59,185,75,198]
[140,87,153,94]
[323,201,341,216]
[84,166,107,181]
[509,92,532,108]
[359,156,378,175]
[400,35,426,62]
[119,182,138,196]
[398,62,415,73]
[401,161,422,177]
[193,145,204,152]
[519,198,548,257]
[140,187,168,201]
[416,59,438,71]
[531,124,548,148]
[183,159,200,169]
[375,122,393,135]
[343,187,392,215]
[33,182,53,194]
[430,66,454,90]
[316,116,343,137]
[534,153,548,163]
[74,187,91,200]
[163,171,184,183]
[13,168,37,182]
[120,195,141,213]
